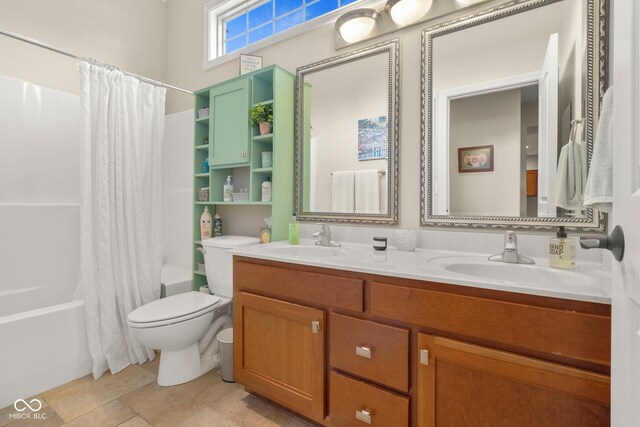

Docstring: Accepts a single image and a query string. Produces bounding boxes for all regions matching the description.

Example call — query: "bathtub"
[0,204,92,409]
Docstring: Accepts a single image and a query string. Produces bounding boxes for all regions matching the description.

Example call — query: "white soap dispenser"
[223,175,234,202]
[261,176,272,202]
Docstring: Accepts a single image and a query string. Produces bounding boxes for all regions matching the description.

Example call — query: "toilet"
[127,236,259,386]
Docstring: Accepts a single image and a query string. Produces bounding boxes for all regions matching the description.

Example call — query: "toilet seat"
[128,292,220,329]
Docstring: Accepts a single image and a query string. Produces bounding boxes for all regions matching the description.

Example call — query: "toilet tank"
[201,236,260,298]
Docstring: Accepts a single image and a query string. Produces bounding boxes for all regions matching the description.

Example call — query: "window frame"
[203,0,380,70]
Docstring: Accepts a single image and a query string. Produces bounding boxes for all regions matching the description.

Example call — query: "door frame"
[432,71,540,215]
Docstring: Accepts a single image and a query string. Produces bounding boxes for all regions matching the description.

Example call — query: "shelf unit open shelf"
[191,65,295,291]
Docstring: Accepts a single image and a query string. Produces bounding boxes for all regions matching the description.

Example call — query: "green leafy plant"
[250,103,273,125]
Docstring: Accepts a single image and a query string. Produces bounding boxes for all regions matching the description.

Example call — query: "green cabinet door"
[210,79,251,166]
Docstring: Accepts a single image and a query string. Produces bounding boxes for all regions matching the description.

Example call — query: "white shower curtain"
[76,63,165,379]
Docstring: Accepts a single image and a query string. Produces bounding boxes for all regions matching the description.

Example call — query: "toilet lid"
[128,292,220,324]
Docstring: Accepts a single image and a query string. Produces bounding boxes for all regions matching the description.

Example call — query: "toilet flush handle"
[197,246,206,255]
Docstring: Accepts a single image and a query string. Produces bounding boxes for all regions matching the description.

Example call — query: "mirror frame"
[420,0,607,232]
[295,39,400,224]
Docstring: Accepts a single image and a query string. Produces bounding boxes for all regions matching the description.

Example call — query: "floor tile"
[174,406,238,427]
[62,399,137,427]
[42,365,157,422]
[121,371,232,427]
[209,387,284,426]
[116,416,152,427]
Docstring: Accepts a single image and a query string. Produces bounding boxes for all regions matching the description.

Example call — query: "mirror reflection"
[296,40,399,223]
[430,0,589,220]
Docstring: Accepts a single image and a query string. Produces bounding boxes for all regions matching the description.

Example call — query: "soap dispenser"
[549,226,576,269]
[223,176,234,202]
[288,214,300,245]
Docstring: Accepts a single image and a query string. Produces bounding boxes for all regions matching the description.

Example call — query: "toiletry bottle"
[261,177,272,202]
[203,157,209,173]
[549,226,576,269]
[214,213,222,237]
[223,175,234,202]
[288,214,300,245]
[200,206,212,240]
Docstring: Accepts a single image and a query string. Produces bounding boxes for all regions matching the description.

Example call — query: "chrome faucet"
[312,223,340,247]
[488,231,535,264]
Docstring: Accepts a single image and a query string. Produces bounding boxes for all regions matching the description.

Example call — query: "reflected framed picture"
[358,116,387,161]
[458,145,494,173]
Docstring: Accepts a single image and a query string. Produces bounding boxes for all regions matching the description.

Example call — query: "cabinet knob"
[420,348,429,366]
[311,320,321,334]
[355,345,372,359]
[355,409,372,424]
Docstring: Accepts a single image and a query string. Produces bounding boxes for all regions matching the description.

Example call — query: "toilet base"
[157,343,212,386]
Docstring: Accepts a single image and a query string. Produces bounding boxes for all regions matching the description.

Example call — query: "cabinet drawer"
[330,371,409,427]
[370,282,611,366]
[330,313,409,392]
[234,259,364,312]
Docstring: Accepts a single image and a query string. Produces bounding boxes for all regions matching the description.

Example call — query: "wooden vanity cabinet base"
[233,257,611,427]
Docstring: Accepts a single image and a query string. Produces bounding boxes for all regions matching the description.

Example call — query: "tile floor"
[1,357,315,427]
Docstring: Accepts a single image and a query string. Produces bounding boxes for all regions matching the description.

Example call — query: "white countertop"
[232,240,611,304]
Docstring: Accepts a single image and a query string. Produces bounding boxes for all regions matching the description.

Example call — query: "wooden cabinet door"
[234,291,325,422]
[417,334,610,427]
[210,79,250,166]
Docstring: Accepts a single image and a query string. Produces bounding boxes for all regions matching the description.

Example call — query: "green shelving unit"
[191,65,295,290]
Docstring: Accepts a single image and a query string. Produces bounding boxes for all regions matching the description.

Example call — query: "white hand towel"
[331,171,355,213]
[355,170,381,214]
[555,139,588,210]
[584,87,613,213]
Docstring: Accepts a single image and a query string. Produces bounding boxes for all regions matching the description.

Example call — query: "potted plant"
[250,103,274,135]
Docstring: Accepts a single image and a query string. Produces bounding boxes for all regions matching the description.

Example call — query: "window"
[206,0,361,65]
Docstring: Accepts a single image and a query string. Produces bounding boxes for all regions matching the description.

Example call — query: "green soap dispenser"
[288,214,300,245]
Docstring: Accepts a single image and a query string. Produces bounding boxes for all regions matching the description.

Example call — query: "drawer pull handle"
[355,409,372,424]
[356,345,372,359]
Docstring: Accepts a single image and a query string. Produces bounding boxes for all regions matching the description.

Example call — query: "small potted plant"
[250,103,273,135]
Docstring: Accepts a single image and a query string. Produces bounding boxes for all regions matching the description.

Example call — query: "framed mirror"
[421,0,607,231]
[295,39,400,224]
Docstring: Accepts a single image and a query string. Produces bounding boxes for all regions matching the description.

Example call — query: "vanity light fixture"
[386,0,433,26]
[335,9,379,43]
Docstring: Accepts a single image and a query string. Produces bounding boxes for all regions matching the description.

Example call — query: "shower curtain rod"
[0,27,194,95]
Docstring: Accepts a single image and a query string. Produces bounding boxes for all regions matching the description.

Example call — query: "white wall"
[449,89,522,216]
[308,54,388,213]
[0,0,166,96]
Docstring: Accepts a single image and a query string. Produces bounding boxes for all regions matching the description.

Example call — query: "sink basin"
[267,245,347,258]
[428,256,602,288]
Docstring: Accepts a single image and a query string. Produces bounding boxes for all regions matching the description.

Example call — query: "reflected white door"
[612,2,640,424]
[537,33,559,217]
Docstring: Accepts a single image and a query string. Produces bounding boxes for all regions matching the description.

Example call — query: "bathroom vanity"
[232,243,611,426]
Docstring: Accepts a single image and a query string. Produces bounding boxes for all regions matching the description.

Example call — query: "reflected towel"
[355,170,380,214]
[331,171,355,213]
[555,139,587,210]
[584,87,613,213]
